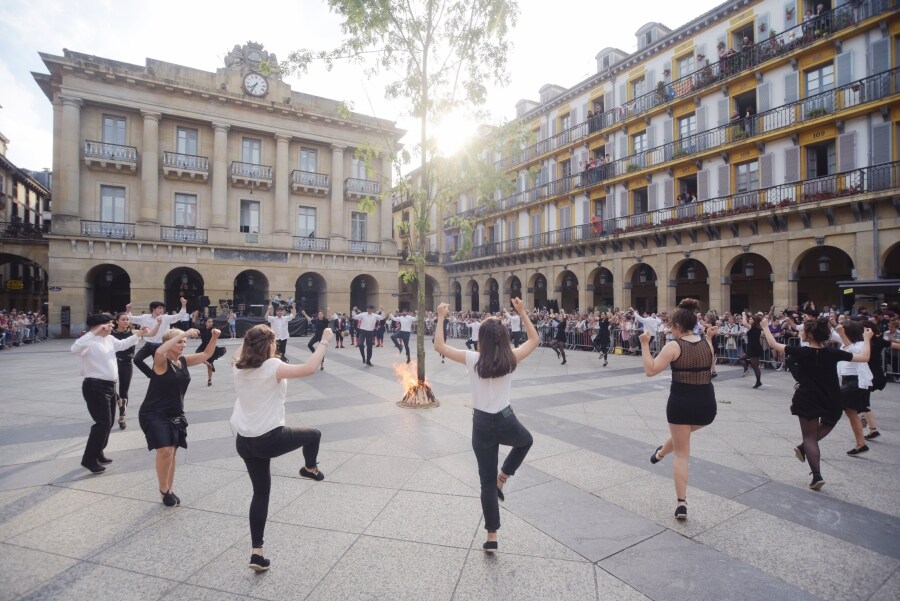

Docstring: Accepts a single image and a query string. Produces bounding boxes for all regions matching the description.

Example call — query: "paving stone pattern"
[0,337,898,600]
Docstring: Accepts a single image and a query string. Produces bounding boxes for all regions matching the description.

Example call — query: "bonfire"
[393,361,439,408]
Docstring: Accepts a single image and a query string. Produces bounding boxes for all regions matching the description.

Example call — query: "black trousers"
[472,407,532,531]
[236,426,321,548]
[133,342,161,378]
[307,332,322,353]
[82,378,116,465]
[510,331,523,348]
[116,357,133,400]
[358,330,374,362]
[392,331,411,357]
[276,339,288,362]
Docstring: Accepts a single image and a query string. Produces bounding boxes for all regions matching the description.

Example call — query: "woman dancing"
[196,317,227,386]
[434,297,539,552]
[231,324,332,571]
[593,311,612,367]
[139,326,220,507]
[549,311,568,365]
[643,299,717,520]
[740,312,763,388]
[759,316,870,490]
[111,312,160,429]
[834,321,874,455]
[302,309,329,370]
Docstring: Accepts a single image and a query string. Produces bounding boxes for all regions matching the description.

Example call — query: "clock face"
[243,72,268,97]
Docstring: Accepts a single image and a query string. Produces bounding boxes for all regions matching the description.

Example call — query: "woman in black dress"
[197,317,226,386]
[740,312,763,388]
[760,317,871,490]
[593,311,611,367]
[302,309,329,370]
[642,299,717,520]
[112,312,160,429]
[140,326,220,507]
[549,312,568,365]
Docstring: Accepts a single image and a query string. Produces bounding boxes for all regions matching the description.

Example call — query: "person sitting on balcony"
[586,110,595,133]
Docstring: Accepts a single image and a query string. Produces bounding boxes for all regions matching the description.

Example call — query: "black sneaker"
[864,430,880,440]
[675,501,687,520]
[81,461,105,474]
[793,445,806,463]
[846,445,869,456]
[97,455,113,465]
[161,491,179,507]
[249,554,270,572]
[299,466,325,481]
[650,445,663,465]
[809,473,826,490]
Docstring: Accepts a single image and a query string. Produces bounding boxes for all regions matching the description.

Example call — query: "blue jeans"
[472,407,533,531]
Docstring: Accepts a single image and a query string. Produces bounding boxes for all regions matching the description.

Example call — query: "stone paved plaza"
[0,336,898,601]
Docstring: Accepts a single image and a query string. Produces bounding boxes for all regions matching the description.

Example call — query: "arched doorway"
[674,259,709,309]
[558,270,579,312]
[728,254,773,313]
[629,264,658,314]
[452,280,462,311]
[0,253,47,313]
[86,264,131,314]
[399,274,438,312]
[507,275,522,306]
[882,242,900,278]
[591,267,613,309]
[234,270,269,317]
[531,273,548,309]
[796,246,853,310]
[486,278,500,313]
[350,274,377,311]
[164,268,204,314]
[467,280,480,312]
[296,272,326,316]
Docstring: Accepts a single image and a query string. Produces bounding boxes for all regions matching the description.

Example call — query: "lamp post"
[686,263,696,281]
[744,260,755,278]
[818,255,831,273]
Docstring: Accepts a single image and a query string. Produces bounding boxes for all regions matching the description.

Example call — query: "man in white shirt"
[390,309,417,363]
[503,309,523,348]
[633,309,662,348]
[266,302,295,363]
[352,304,383,366]
[129,297,187,377]
[71,313,149,473]
[465,318,481,351]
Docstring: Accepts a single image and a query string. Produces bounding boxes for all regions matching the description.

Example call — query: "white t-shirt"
[507,313,522,332]
[130,309,185,344]
[469,321,481,341]
[230,358,287,437]
[465,350,512,414]
[353,310,382,332]
[392,315,416,332]
[267,314,292,340]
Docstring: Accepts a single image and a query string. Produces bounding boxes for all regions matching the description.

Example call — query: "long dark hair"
[235,324,276,369]
[474,317,517,379]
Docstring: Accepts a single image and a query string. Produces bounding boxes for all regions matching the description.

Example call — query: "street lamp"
[105,270,114,283]
[639,268,648,284]
[247,274,254,287]
[565,276,573,287]
[686,263,696,281]
[360,279,366,289]
[818,255,831,273]
[307,277,313,288]
[181,272,188,285]
[744,260,755,278]
[599,272,608,285]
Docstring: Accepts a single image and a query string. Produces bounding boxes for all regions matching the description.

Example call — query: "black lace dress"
[667,338,717,425]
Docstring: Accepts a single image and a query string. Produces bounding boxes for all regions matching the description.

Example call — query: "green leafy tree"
[285,0,519,390]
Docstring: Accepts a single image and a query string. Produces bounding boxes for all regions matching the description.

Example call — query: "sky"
[0,0,722,172]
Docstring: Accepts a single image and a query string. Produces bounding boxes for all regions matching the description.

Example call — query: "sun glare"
[431,110,477,156]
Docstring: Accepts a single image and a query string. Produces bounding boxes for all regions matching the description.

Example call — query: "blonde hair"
[162,329,183,342]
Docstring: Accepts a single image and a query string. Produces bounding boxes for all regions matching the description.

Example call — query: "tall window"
[805,63,835,97]
[351,211,367,240]
[240,200,260,233]
[632,187,648,213]
[631,76,646,99]
[559,204,572,229]
[174,193,197,227]
[559,113,571,131]
[351,157,367,179]
[100,185,125,222]
[677,54,695,78]
[678,114,697,153]
[507,217,517,241]
[300,148,317,172]
[559,159,571,178]
[594,199,604,218]
[241,138,261,164]
[632,131,648,155]
[298,206,316,237]
[102,115,126,145]
[176,127,198,155]
[736,160,759,192]
[530,212,541,239]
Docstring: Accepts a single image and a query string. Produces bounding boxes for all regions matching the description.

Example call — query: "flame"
[392,360,423,392]
[393,361,438,408]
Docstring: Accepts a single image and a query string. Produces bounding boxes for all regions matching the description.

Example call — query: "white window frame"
[300,147,318,172]
[805,63,835,97]
[297,206,316,237]
[100,185,126,222]
[102,115,126,145]
[351,211,367,241]
[240,199,260,234]
[174,193,197,227]
[677,54,695,78]
[176,127,199,156]
[631,77,646,99]
[241,138,261,164]
[736,160,760,192]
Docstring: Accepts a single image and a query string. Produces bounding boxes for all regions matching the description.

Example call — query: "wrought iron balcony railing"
[494,0,896,171]
[344,178,381,196]
[83,141,137,163]
[80,220,135,239]
[163,152,209,172]
[160,226,208,244]
[291,170,329,190]
[231,161,272,179]
[348,240,381,254]
[293,236,330,251]
[446,161,899,264]
[1,220,43,240]
[398,250,441,263]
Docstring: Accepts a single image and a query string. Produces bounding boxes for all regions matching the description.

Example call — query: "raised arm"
[759,318,786,353]
[850,328,873,363]
[184,328,221,367]
[512,298,539,362]
[276,328,333,379]
[266,304,274,319]
[435,303,467,365]
[153,328,199,374]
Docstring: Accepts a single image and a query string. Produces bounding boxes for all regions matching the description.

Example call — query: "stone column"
[380,154,394,243]
[139,111,161,224]
[211,123,230,230]
[274,133,291,235]
[57,95,82,228]
[330,145,345,239]
[613,256,625,310]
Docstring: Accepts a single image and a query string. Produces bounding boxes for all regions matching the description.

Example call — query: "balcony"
[290,170,329,195]
[398,250,441,263]
[80,219,135,239]
[1,220,44,241]
[344,178,381,200]
[293,236,330,251]
[83,141,137,173]
[160,226,208,244]
[495,0,896,172]
[162,152,209,181]
[446,161,899,264]
[231,161,272,190]
[348,240,381,254]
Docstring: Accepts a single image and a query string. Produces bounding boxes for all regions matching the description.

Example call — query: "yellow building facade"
[438,0,900,315]
[32,43,404,335]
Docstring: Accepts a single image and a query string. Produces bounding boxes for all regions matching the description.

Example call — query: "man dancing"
[353,304,383,366]
[129,297,188,378]
[504,308,523,348]
[390,309,416,363]
[266,301,295,363]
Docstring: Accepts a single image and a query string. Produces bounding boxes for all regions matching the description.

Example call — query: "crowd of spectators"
[0,309,48,349]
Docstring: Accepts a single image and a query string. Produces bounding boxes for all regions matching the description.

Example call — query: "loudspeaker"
[198,296,210,307]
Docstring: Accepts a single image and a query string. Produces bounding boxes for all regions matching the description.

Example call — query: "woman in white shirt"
[231,323,332,572]
[434,297,539,553]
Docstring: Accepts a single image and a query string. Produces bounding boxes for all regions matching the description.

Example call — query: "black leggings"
[798,416,836,477]
[307,332,322,353]
[235,426,321,548]
[740,354,761,383]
